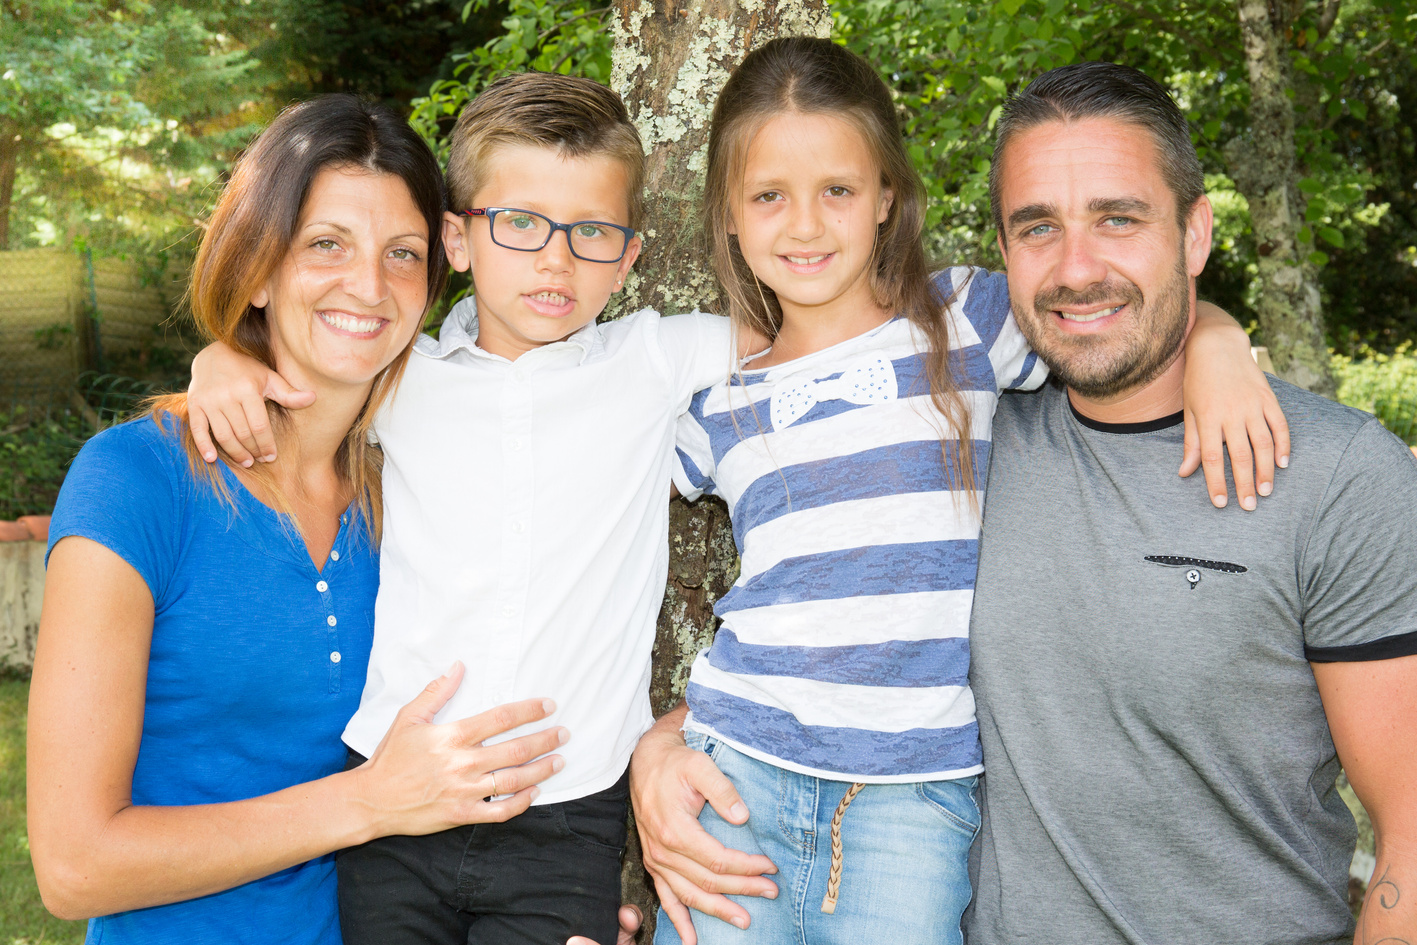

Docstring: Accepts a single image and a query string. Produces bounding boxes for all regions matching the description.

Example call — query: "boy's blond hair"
[447,72,646,228]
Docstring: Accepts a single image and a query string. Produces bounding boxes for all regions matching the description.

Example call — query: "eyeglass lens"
[492,211,626,262]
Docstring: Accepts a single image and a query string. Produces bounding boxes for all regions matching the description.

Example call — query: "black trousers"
[337,750,627,945]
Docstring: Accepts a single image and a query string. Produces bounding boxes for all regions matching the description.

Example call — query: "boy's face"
[443,143,642,361]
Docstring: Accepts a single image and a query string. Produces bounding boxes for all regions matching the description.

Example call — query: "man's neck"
[1066,350,1186,425]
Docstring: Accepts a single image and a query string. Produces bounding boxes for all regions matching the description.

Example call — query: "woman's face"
[252,166,429,392]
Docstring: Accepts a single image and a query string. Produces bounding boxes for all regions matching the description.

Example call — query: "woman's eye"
[389,247,420,261]
[312,238,340,250]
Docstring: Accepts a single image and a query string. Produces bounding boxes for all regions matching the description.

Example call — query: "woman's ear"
[251,287,269,309]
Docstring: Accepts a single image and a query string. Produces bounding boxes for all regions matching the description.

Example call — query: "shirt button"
[511,521,524,533]
[327,615,337,627]
[330,550,340,562]
[510,438,523,451]
[330,651,342,663]
[502,605,515,617]
[316,580,328,593]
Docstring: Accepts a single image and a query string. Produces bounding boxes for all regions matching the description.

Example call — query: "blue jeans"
[655,732,979,945]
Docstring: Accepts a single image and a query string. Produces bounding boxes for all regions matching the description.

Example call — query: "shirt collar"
[417,296,605,365]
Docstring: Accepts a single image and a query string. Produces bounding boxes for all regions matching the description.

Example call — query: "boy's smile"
[443,144,641,361]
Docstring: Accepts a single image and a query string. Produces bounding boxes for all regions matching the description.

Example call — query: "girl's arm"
[28,536,566,920]
[187,342,313,467]
[1182,302,1291,510]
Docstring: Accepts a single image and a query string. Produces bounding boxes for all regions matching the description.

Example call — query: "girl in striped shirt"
[655,37,1279,945]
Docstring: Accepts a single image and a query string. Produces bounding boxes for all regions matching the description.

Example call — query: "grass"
[0,676,85,945]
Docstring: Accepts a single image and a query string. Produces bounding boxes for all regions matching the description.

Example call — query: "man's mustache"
[1034,280,1144,313]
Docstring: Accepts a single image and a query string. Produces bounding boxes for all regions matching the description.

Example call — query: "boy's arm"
[186,342,315,466]
[1181,302,1291,510]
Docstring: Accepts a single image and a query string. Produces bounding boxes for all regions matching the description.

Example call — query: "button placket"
[316,568,341,693]
[489,365,535,706]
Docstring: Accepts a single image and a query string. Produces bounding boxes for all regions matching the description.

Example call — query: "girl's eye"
[755,191,781,204]
[826,186,851,198]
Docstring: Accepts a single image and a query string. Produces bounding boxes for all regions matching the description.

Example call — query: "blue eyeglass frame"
[460,207,637,263]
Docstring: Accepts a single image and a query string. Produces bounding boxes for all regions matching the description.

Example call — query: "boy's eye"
[574,223,607,240]
[506,213,540,231]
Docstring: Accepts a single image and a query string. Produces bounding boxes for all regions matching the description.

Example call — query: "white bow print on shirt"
[769,356,898,430]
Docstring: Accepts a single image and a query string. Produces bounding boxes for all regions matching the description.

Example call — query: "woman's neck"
[265,361,372,492]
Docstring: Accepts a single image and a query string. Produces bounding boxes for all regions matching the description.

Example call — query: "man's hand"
[567,904,643,945]
[630,704,778,945]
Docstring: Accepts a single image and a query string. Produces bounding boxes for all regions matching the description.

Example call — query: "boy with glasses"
[187,73,735,945]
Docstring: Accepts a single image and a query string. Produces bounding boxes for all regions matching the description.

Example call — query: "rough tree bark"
[608,1,832,937]
[1227,0,1337,396]
[0,118,19,250]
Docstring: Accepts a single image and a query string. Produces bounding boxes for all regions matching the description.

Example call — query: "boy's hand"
[1180,302,1291,509]
[566,904,642,945]
[187,342,314,467]
[630,705,778,944]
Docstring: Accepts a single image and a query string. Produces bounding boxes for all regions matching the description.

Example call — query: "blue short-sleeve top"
[46,416,377,945]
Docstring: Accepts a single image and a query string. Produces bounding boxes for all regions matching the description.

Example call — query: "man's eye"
[1024,224,1053,238]
[1105,216,1133,227]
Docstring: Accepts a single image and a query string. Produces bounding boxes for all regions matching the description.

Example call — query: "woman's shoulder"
[74,414,192,481]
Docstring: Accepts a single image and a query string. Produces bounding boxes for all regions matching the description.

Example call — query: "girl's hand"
[1181,303,1291,510]
[187,342,315,467]
[351,662,569,839]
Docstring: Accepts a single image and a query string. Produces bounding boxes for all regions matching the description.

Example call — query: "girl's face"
[731,111,893,324]
[252,167,429,393]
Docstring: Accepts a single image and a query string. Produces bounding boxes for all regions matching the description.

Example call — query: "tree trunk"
[608,1,831,937]
[0,118,19,251]
[1227,0,1337,396]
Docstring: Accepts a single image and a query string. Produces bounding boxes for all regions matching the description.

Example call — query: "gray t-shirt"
[966,379,1417,945]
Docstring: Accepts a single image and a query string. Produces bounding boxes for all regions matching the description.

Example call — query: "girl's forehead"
[739,111,880,184]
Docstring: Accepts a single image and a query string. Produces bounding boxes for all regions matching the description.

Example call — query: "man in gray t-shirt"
[968,62,1417,944]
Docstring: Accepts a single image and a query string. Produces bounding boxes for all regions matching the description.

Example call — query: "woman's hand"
[187,341,315,467]
[350,662,568,839]
[630,705,778,945]
[1181,302,1291,509]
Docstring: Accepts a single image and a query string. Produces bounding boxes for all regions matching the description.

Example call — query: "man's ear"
[1184,195,1214,278]
[443,211,472,273]
[996,231,1009,266]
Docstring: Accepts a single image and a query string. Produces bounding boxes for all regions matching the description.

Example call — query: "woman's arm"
[28,536,565,920]
[1181,302,1291,510]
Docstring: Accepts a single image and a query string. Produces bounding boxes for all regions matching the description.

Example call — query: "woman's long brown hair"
[703,38,979,503]
[151,94,449,541]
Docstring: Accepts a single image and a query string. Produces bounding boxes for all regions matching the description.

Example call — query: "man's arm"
[1312,654,1417,945]
[630,702,779,944]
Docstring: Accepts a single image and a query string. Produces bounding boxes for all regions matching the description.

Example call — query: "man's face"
[995,117,1212,399]
[442,143,641,361]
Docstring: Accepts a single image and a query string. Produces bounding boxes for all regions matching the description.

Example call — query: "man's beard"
[1012,254,1191,400]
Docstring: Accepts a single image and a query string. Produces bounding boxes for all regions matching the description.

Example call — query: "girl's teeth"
[787,254,829,265]
[319,312,382,334]
[531,292,568,304]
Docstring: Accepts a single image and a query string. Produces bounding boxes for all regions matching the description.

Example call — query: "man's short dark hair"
[989,61,1205,239]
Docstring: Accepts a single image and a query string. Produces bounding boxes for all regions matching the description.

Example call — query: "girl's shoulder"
[930,266,1013,350]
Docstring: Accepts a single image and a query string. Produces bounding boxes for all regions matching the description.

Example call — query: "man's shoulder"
[1267,375,1397,469]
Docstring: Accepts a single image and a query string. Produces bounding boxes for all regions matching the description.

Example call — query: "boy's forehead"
[471,142,634,221]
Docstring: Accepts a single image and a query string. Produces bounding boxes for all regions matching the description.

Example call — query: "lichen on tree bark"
[1228,0,1337,396]
[607,1,831,936]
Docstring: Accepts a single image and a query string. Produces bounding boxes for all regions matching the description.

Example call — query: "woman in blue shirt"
[26,95,567,945]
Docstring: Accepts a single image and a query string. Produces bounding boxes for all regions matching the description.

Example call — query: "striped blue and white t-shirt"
[672,267,1046,782]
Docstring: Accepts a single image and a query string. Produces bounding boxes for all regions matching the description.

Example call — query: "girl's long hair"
[703,37,978,500]
[151,94,449,541]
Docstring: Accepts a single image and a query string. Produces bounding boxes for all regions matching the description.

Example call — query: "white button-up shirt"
[341,298,733,804]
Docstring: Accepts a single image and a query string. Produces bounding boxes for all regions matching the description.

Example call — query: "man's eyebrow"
[1007,203,1057,231]
[1088,197,1155,217]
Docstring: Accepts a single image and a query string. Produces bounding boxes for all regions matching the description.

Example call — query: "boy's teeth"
[319,311,382,333]
[531,292,568,304]
[1060,305,1123,322]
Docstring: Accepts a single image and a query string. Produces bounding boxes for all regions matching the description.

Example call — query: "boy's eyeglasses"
[460,208,636,264]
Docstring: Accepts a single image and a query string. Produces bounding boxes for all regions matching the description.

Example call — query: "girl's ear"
[877,187,894,225]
